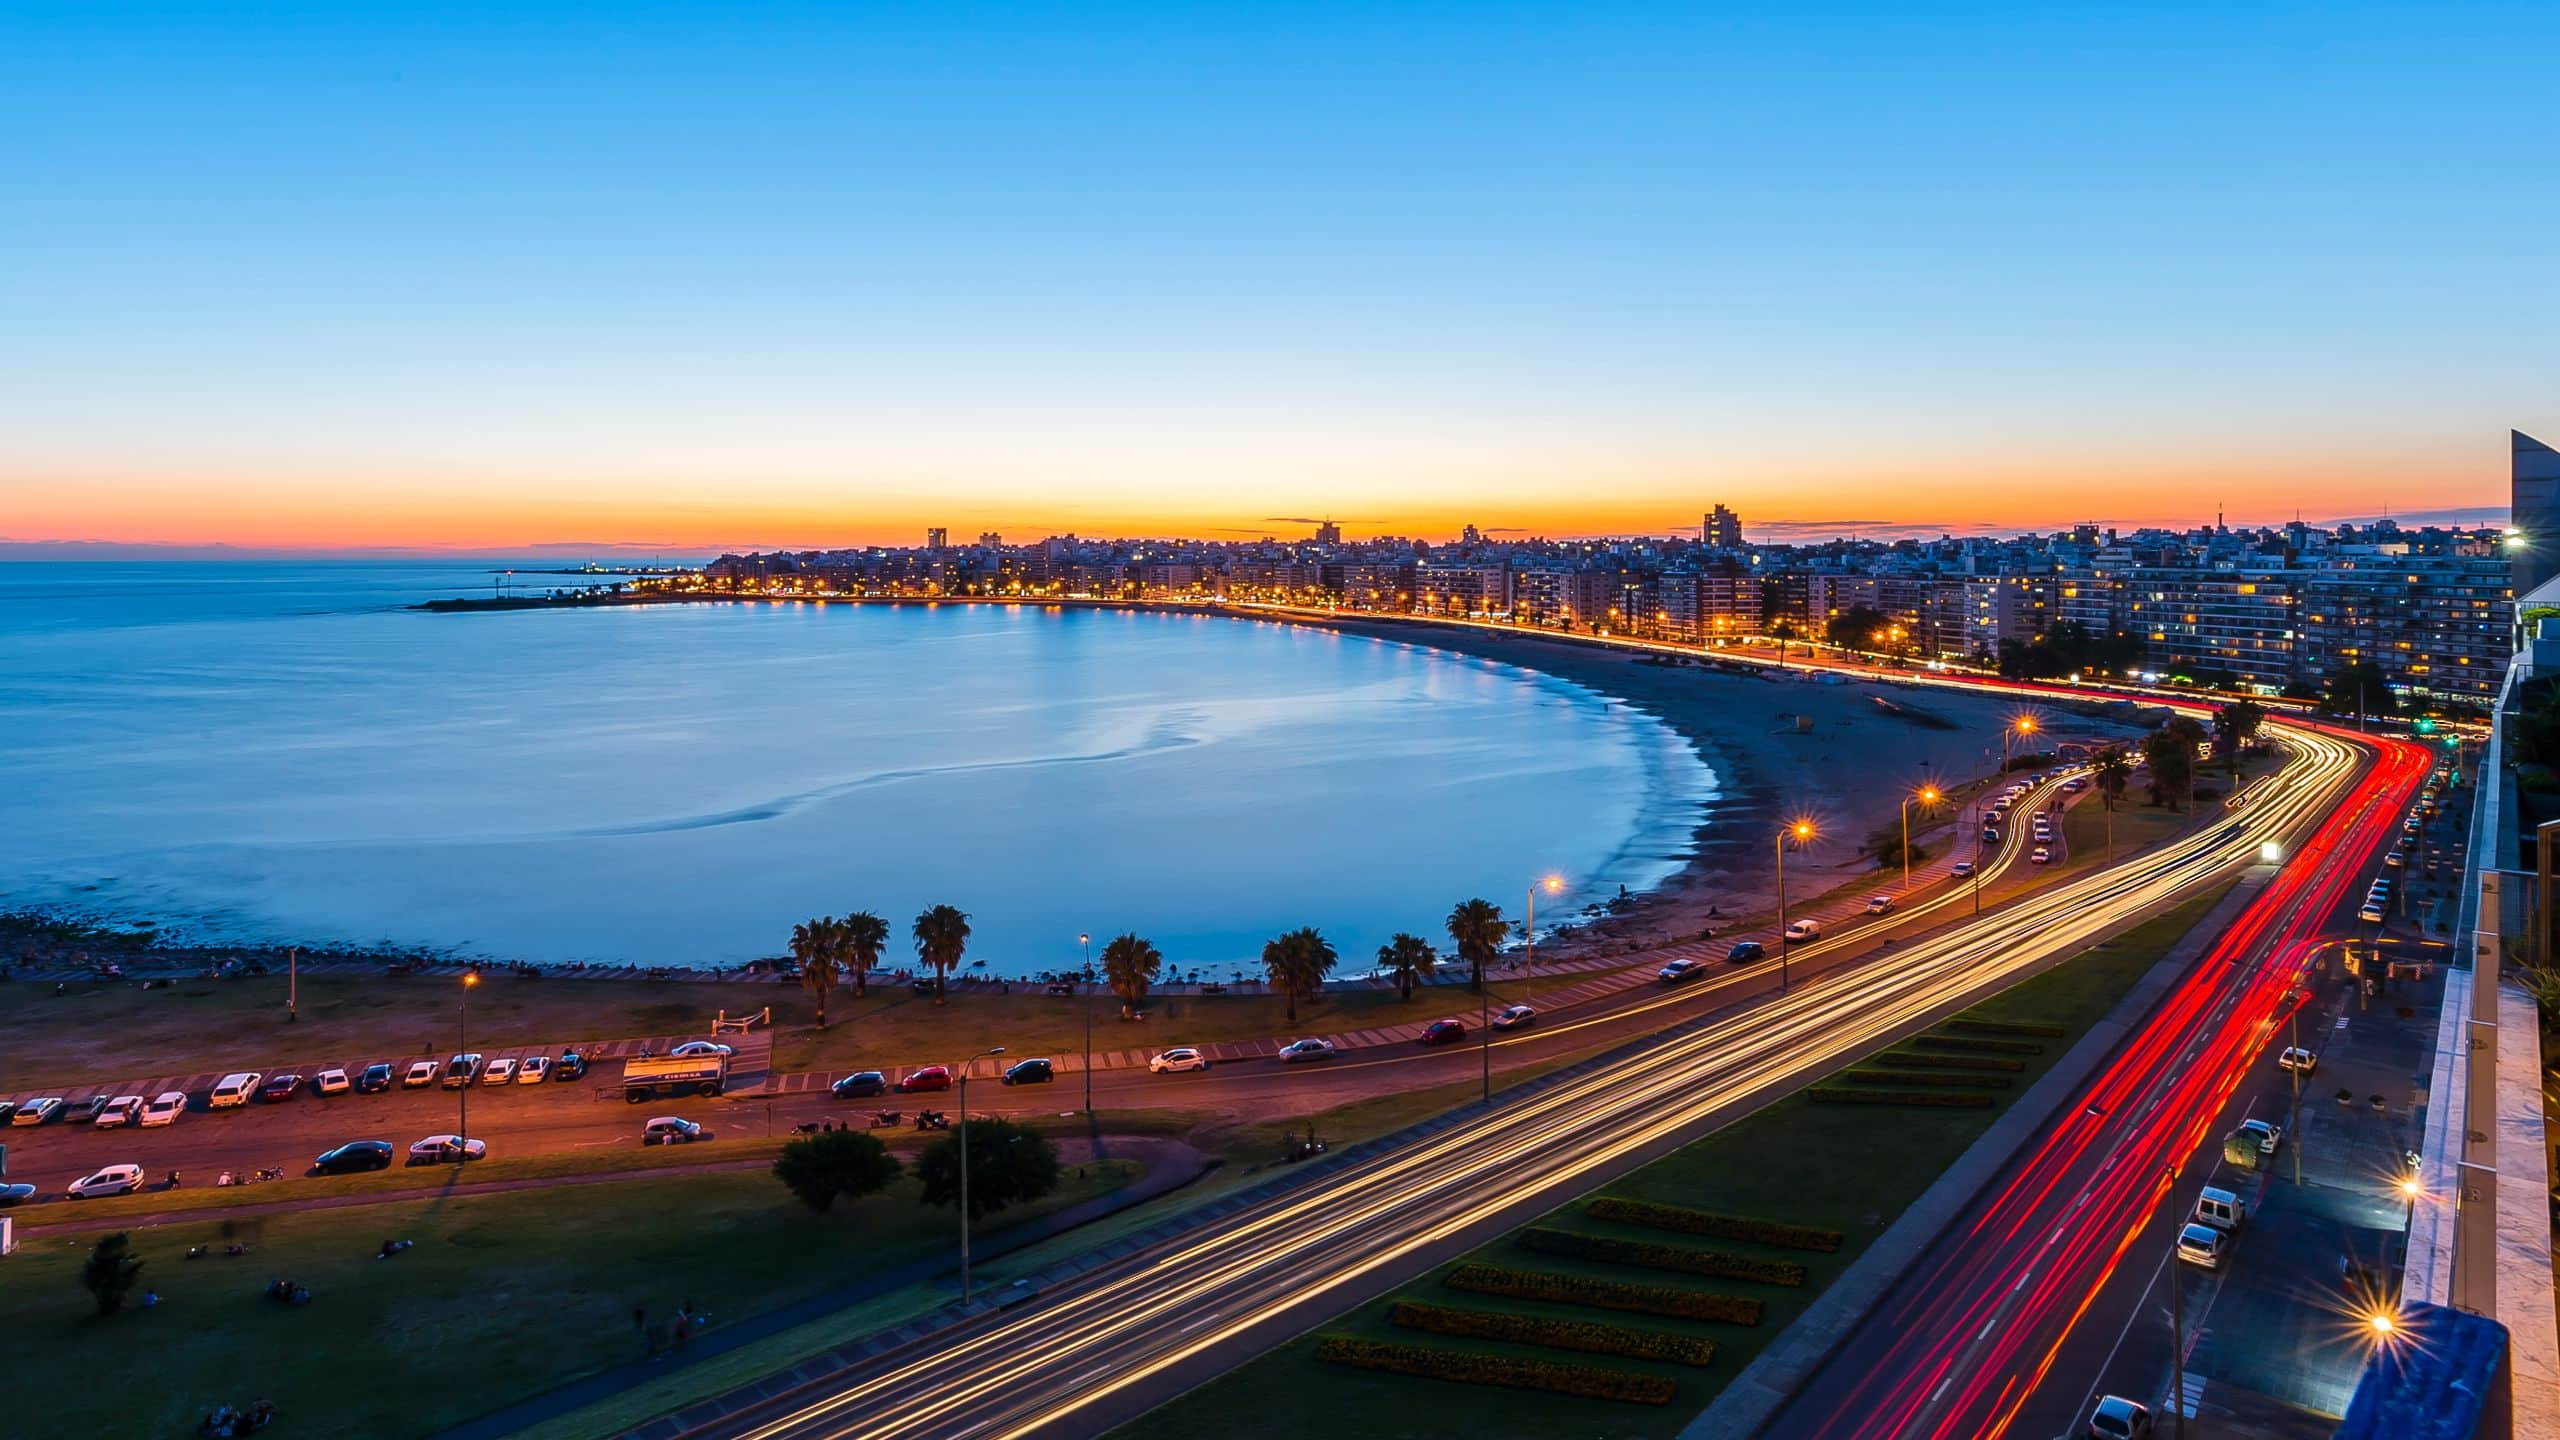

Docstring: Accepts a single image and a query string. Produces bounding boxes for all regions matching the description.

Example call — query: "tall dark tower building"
[2515,430,2560,596]
[1703,504,1743,550]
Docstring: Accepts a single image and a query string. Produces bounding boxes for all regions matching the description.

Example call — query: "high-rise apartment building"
[1703,504,1744,550]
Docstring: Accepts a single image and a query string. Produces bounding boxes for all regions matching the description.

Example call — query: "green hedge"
[1443,1263,1762,1325]
[1872,1051,2026,1073]
[1387,1301,1715,1367]
[1913,1034,2044,1056]
[1946,1018,2066,1038]
[1315,1336,1676,1404]
[1520,1227,1805,1287]
[1837,1068,2013,1090]
[1806,1086,1995,1109]
[1584,1197,1842,1253]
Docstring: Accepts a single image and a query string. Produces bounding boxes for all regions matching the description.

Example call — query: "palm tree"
[2092,747,2131,812]
[791,916,845,1029]
[1099,933,1163,1019]
[912,904,972,1005]
[1261,927,1337,1026]
[1445,898,1511,993]
[1377,932,1437,1001]
[840,910,888,999]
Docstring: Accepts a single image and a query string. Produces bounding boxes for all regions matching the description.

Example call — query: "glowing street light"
[456,969,480,1166]
[1901,783,1942,891]
[1777,820,1815,993]
[1526,874,1564,1004]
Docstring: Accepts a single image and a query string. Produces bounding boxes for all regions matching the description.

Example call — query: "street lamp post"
[1777,820,1813,992]
[2002,714,2039,776]
[1079,933,1093,1116]
[1901,785,1940,891]
[1526,875,1561,1005]
[958,1044,1005,1304]
[457,969,479,1165]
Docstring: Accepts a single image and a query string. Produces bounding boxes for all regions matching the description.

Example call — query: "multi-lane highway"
[671,724,2367,1440]
[1765,723,2428,1440]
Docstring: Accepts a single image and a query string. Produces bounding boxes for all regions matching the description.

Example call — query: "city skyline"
[5,4,2556,550]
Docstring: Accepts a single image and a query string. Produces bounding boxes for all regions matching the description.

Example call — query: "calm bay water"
[0,562,1715,974]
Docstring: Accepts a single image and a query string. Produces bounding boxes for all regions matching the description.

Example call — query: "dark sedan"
[1724,940,1767,964]
[1001,1058,1056,1086]
[355,1063,395,1094]
[831,1070,889,1099]
[309,1140,396,1176]
[0,1183,37,1207]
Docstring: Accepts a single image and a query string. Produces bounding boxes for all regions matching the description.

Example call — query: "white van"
[209,1072,262,1110]
[2191,1186,2246,1233]
[141,1092,188,1127]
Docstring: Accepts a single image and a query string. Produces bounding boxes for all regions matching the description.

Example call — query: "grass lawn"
[1111,885,2233,1440]
[8,1160,1136,1439]
[2,967,1540,1090]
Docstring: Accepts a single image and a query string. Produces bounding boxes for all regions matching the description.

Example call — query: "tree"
[840,910,888,999]
[2092,747,2131,812]
[1099,932,1163,1019]
[772,1129,902,1213]
[791,916,844,1029]
[1825,604,1891,652]
[80,1232,143,1316]
[2213,700,2268,779]
[915,1118,1061,1221]
[1445,898,1511,993]
[1766,617,1800,663]
[1377,932,1438,1001]
[912,904,972,1004]
[2144,724,2198,810]
[2321,661,2399,717]
[1261,927,1338,1025]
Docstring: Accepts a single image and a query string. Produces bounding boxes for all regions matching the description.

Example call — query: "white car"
[2358,902,2385,925]
[1783,919,1821,942]
[2276,1046,2318,1075]
[2087,1395,2155,1440]
[2383,851,2406,868]
[518,1056,551,1084]
[1492,1003,1537,1030]
[482,1057,518,1086]
[2030,845,2052,864]
[2238,1117,2284,1154]
[141,1091,187,1127]
[1863,895,1895,916]
[11,1097,63,1127]
[1149,1047,1210,1074]
[314,1068,351,1097]
[93,1095,145,1129]
[209,1072,261,1109]
[670,1041,734,1058]
[642,1116,708,1146]
[1277,1038,1335,1064]
[403,1059,439,1089]
[2175,1222,2227,1269]
[67,1164,145,1200]
[407,1135,489,1166]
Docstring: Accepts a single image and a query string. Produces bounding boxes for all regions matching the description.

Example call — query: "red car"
[896,1065,953,1093]
[1418,1019,1467,1047]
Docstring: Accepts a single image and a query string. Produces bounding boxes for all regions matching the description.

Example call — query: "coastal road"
[1761,724,2427,1440]
[655,722,2366,1440]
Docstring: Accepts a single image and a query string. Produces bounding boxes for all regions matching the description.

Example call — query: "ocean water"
[0,562,1716,975]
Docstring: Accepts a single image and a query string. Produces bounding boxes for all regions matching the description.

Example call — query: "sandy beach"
[1255,612,2153,959]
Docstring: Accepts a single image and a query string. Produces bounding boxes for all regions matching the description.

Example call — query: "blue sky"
[3,2,2553,547]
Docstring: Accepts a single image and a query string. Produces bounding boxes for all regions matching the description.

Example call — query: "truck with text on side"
[621,1053,728,1104]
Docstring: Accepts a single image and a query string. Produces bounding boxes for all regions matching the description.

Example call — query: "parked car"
[142,1092,187,1127]
[0,1183,36,1207]
[94,1095,145,1130]
[211,1074,263,1111]
[555,1051,588,1081]
[2175,1222,2227,1269]
[2358,902,2386,924]
[1148,1047,1211,1074]
[1724,940,1766,964]
[406,1135,488,1166]
[642,1116,708,1146]
[1784,919,1821,942]
[1492,1003,1537,1031]
[2237,1117,2284,1154]
[2063,778,2088,793]
[1950,860,1976,878]
[897,1064,954,1092]
[2276,1046,2318,1075]
[0,1101,15,1124]
[2031,845,2052,865]
[66,1164,146,1200]
[12,1097,64,1127]
[1863,894,1896,916]
[356,1063,395,1094]
[482,1057,519,1087]
[517,1055,550,1084]
[1001,1058,1056,1086]
[2192,1186,2247,1233]
[670,1041,733,1058]
[831,1070,889,1099]
[2086,1395,2155,1439]
[314,1068,351,1097]
[310,1140,396,1175]
[402,1060,439,1089]
[2383,850,2406,868]
[1659,957,1706,984]
[1981,826,2001,843]
[1278,1038,1336,1063]
[441,1054,483,1088]
[1418,1019,1468,1047]
[65,1096,111,1124]
[260,1074,304,1102]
